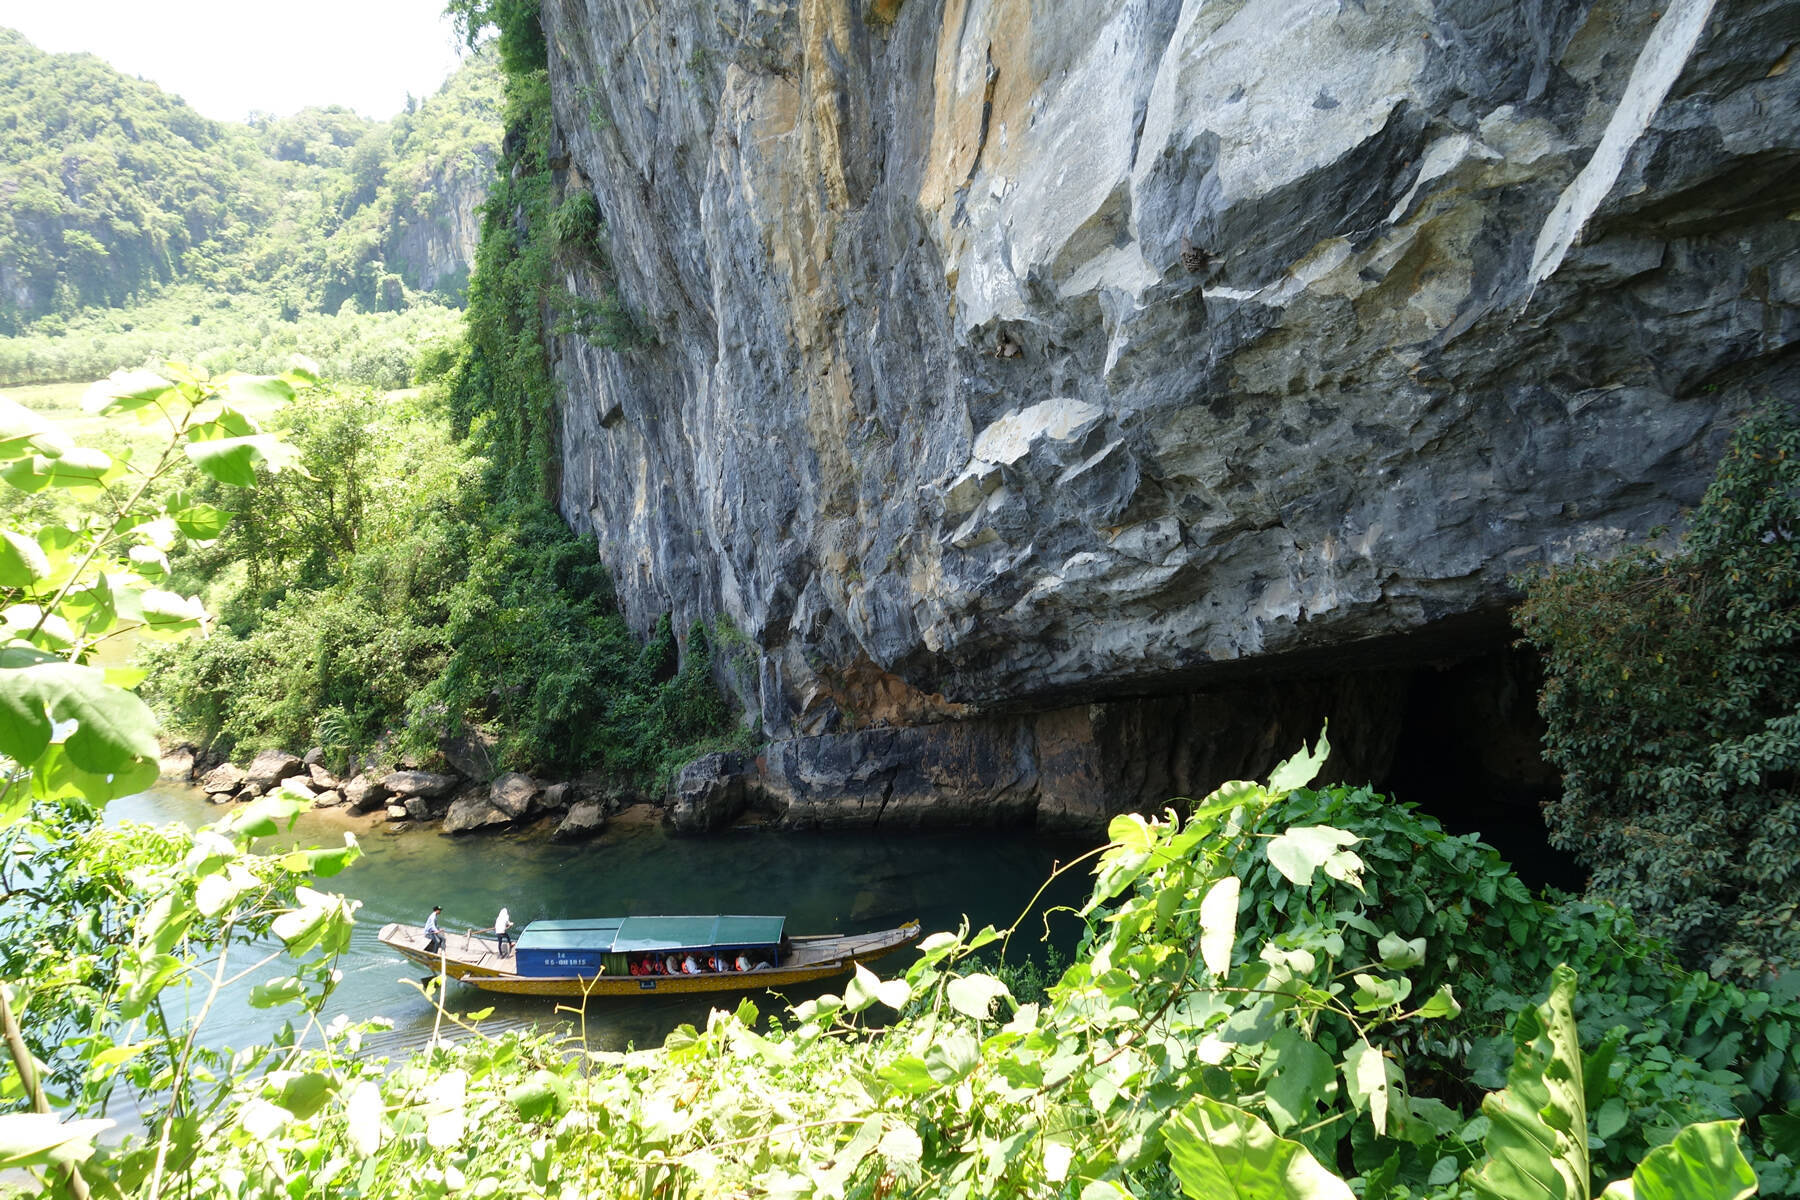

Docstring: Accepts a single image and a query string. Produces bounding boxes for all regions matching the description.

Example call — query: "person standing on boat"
[423,906,445,953]
[494,907,513,955]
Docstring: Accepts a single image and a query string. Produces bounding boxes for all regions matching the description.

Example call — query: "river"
[105,786,1097,1062]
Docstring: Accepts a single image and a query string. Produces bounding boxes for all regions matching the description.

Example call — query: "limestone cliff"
[539,0,1799,830]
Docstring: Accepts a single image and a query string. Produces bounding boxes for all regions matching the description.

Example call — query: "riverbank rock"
[439,728,499,783]
[244,749,304,791]
[382,770,459,800]
[404,795,437,821]
[667,751,756,835]
[443,789,512,834]
[159,745,196,780]
[312,789,344,809]
[200,763,246,796]
[342,774,389,814]
[306,763,341,791]
[385,803,410,821]
[490,772,545,819]
[551,801,605,843]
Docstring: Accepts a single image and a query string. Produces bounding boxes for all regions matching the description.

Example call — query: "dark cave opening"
[1373,646,1588,893]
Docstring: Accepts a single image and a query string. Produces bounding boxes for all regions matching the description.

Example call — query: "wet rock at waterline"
[381,770,459,800]
[489,771,545,819]
[312,789,344,809]
[200,763,246,796]
[667,752,756,834]
[550,800,606,843]
[159,745,195,780]
[243,749,304,791]
[442,790,513,834]
[342,774,389,814]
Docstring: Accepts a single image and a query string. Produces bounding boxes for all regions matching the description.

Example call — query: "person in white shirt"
[423,905,445,953]
[494,907,513,955]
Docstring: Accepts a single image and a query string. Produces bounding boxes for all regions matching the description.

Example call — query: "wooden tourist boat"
[377,913,923,997]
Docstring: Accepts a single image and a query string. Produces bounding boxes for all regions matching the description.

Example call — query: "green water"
[107,786,1096,1058]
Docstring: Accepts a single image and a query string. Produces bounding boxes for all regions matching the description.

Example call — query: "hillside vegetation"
[0,26,500,380]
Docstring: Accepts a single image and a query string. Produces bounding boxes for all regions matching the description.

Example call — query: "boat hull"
[377,920,921,998]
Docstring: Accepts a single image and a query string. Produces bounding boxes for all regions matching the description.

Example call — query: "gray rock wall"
[539,0,1800,826]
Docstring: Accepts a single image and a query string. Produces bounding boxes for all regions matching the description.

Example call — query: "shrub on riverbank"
[143,376,744,784]
[1515,400,1800,980]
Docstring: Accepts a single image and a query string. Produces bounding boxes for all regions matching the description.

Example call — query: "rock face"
[443,789,513,834]
[541,0,1799,826]
[199,763,246,796]
[244,750,304,791]
[552,801,606,843]
[343,774,389,814]
[489,772,545,819]
[668,751,757,834]
[382,771,459,800]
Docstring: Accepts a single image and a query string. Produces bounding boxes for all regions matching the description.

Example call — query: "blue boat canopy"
[512,915,786,978]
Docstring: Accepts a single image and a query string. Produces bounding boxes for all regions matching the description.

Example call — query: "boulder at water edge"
[382,770,459,800]
[200,763,246,796]
[244,749,304,791]
[550,801,605,843]
[489,772,544,819]
[443,788,512,834]
[342,774,388,814]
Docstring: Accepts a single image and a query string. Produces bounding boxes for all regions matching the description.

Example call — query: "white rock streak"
[1529,0,1719,288]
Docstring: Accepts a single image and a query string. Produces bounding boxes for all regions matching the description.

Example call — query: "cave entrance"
[1372,645,1586,892]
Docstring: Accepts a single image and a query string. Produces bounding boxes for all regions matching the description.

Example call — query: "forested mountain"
[0,27,499,333]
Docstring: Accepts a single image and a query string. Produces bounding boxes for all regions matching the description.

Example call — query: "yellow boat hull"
[378,920,921,998]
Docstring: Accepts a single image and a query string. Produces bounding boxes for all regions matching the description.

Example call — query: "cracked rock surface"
[540,0,1799,826]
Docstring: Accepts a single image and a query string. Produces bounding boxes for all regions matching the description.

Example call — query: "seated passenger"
[682,953,701,974]
[665,954,682,975]
[734,952,752,972]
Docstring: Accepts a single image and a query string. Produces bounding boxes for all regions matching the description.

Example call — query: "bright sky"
[0,1,468,123]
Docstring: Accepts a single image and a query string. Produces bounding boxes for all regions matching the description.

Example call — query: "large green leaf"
[1164,1096,1354,1200]
[0,395,64,461]
[1263,1027,1337,1134]
[946,972,1010,1020]
[1,447,121,493]
[1469,963,1588,1200]
[223,374,296,410]
[184,433,301,487]
[172,503,234,540]
[1266,826,1364,889]
[0,647,160,778]
[1268,725,1331,794]
[1598,1120,1757,1200]
[0,1113,114,1169]
[82,369,176,416]
[0,529,50,586]
[1199,875,1240,976]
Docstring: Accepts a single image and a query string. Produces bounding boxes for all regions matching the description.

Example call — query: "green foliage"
[145,377,739,781]
[11,737,1761,1200]
[1225,780,1800,1194]
[0,29,500,340]
[0,284,467,391]
[0,355,366,1198]
[1515,401,1800,979]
